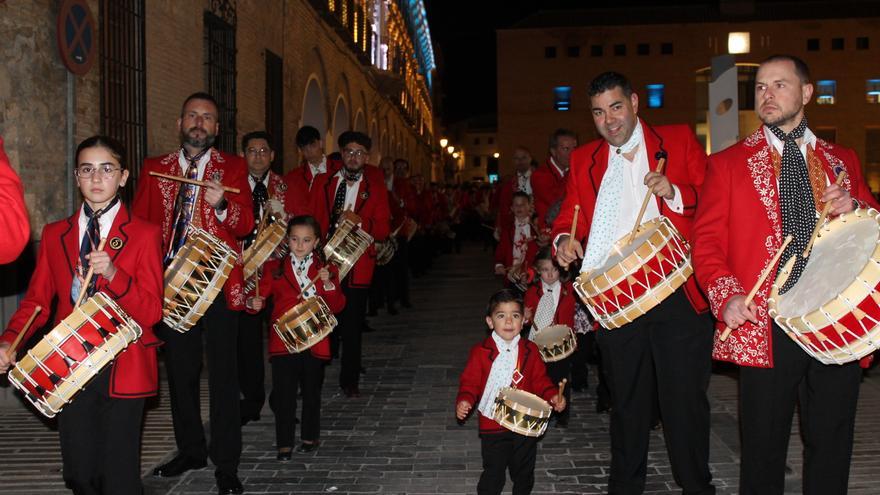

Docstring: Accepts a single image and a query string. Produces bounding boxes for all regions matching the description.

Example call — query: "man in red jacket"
[283,125,343,203]
[494,146,535,230]
[133,92,253,494]
[310,130,390,398]
[552,72,714,495]
[531,129,578,224]
[692,55,879,494]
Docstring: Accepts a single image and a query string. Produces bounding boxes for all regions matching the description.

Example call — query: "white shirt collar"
[491,331,520,352]
[549,156,565,176]
[177,148,212,178]
[763,125,816,156]
[309,156,327,175]
[78,200,122,243]
[248,171,270,187]
[542,280,561,294]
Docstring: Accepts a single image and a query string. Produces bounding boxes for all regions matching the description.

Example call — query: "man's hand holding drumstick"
[555,205,582,269]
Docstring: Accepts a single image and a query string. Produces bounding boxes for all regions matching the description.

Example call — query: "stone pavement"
[2,242,880,494]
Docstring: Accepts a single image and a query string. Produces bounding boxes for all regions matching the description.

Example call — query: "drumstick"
[4,305,42,367]
[74,238,108,309]
[149,171,241,194]
[719,235,793,342]
[297,273,323,301]
[557,378,567,398]
[802,171,847,258]
[627,155,667,245]
[567,205,581,252]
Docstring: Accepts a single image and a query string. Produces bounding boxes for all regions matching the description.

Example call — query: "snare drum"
[242,218,288,281]
[530,325,576,362]
[8,293,142,418]
[491,387,552,437]
[324,217,374,280]
[769,208,880,364]
[375,237,398,266]
[273,296,338,353]
[573,216,692,329]
[163,227,236,333]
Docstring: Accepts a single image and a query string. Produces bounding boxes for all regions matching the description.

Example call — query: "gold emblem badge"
[109,237,124,250]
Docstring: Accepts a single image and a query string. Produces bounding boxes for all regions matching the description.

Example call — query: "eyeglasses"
[343,149,368,158]
[246,147,271,156]
[75,164,122,178]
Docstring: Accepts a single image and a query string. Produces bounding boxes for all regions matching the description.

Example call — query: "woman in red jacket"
[248,215,345,460]
[0,136,164,494]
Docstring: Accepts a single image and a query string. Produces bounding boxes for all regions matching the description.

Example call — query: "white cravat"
[291,253,315,298]
[512,218,531,265]
[477,332,521,418]
[531,280,561,336]
[517,170,532,195]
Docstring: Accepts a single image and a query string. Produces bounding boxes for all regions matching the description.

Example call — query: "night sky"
[425,0,727,125]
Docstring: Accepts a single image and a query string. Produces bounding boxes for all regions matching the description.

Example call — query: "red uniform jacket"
[132,149,254,310]
[1,206,164,398]
[524,281,576,329]
[494,219,539,270]
[551,120,709,314]
[0,136,30,263]
[531,158,567,224]
[309,165,391,288]
[692,128,880,368]
[251,257,345,359]
[495,173,533,228]
[456,335,556,434]
[283,156,343,200]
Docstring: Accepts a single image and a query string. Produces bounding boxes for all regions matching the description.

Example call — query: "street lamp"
[493,152,500,159]
[439,138,448,148]
[452,152,460,159]
[446,145,455,154]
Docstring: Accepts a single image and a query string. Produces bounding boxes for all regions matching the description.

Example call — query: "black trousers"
[237,309,266,419]
[739,324,860,495]
[369,263,394,312]
[545,357,571,422]
[478,431,539,495]
[596,289,714,495]
[58,367,146,495]
[269,352,325,448]
[338,282,368,389]
[391,239,410,305]
[155,297,241,475]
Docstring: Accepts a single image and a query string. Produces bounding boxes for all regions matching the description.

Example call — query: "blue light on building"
[816,80,836,105]
[404,0,435,89]
[646,84,664,108]
[554,86,572,111]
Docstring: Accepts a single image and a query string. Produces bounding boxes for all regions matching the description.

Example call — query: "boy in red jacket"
[456,289,565,494]
[523,247,575,427]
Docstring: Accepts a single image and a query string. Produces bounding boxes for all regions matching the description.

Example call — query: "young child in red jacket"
[247,215,346,460]
[456,289,566,494]
[494,192,541,292]
[523,246,576,427]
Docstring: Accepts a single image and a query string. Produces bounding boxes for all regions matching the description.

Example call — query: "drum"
[491,387,552,437]
[324,217,374,280]
[242,218,288,281]
[8,292,142,418]
[375,237,398,266]
[769,208,880,365]
[530,324,576,362]
[273,296,338,353]
[163,227,236,333]
[573,216,692,330]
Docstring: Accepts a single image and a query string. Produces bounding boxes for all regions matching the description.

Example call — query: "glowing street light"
[439,138,448,148]
[446,145,455,154]
[452,152,460,159]
[493,152,500,159]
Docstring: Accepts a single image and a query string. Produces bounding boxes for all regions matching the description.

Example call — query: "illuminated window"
[728,32,750,54]
[554,86,572,111]
[868,79,880,104]
[353,9,358,41]
[816,80,836,105]
[329,0,335,12]
[646,84,664,109]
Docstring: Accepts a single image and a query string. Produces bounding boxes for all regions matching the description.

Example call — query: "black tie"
[76,195,119,301]
[246,173,269,249]
[329,178,348,236]
[768,117,813,294]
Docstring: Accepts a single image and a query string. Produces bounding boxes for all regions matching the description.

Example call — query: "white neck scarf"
[581,121,644,272]
[477,332,521,418]
[291,253,316,298]
[531,280,561,336]
[517,170,532,195]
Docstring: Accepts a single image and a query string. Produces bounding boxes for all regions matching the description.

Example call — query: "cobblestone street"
[2,243,880,494]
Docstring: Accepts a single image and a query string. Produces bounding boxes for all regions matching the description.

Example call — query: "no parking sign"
[56,0,96,75]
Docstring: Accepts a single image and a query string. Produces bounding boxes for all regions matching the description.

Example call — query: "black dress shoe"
[215,471,244,494]
[152,454,207,477]
[296,441,320,453]
[276,448,292,461]
[240,413,260,426]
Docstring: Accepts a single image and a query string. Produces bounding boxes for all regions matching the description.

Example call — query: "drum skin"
[323,218,374,280]
[273,296,338,353]
[491,387,552,437]
[530,325,576,363]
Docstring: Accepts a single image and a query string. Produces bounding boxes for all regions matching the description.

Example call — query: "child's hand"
[318,267,331,283]
[494,264,506,276]
[248,296,266,312]
[456,400,473,420]
[550,394,566,412]
[524,306,533,323]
